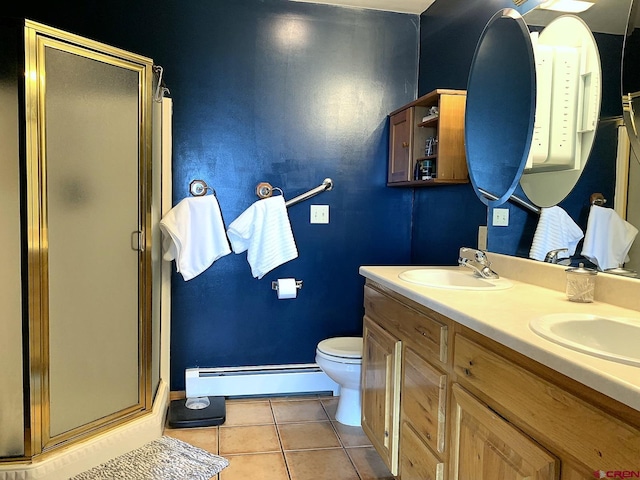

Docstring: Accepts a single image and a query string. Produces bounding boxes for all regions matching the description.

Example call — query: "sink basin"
[530,313,640,366]
[398,268,513,291]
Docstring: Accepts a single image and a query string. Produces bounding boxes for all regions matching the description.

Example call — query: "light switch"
[310,205,329,224]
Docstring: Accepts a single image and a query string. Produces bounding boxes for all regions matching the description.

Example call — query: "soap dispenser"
[565,263,597,303]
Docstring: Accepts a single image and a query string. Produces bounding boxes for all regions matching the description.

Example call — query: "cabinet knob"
[384,430,389,438]
[402,141,409,148]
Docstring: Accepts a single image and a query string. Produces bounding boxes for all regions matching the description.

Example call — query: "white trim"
[185,364,340,398]
[615,124,631,219]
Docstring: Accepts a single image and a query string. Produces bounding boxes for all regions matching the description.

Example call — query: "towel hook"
[256,182,284,199]
[190,179,215,197]
[590,192,607,206]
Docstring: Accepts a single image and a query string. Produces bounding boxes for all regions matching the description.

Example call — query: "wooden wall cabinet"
[361,280,640,480]
[387,89,468,187]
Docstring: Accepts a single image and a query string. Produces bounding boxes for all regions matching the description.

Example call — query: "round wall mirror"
[466,10,602,209]
[465,9,536,206]
[520,15,602,207]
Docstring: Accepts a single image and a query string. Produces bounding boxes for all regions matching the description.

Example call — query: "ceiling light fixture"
[538,0,595,13]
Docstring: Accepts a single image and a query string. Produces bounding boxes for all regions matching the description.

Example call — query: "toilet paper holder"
[271,280,303,291]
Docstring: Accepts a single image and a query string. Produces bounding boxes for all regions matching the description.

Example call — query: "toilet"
[315,337,363,426]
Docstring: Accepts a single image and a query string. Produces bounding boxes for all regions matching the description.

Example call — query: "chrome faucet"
[458,247,499,279]
[544,248,568,264]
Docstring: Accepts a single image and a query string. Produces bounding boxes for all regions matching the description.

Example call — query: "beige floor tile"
[332,422,372,447]
[271,399,329,423]
[163,427,218,454]
[224,400,274,426]
[319,397,338,421]
[285,449,360,480]
[278,422,341,451]
[347,447,394,480]
[219,452,289,480]
[219,424,281,455]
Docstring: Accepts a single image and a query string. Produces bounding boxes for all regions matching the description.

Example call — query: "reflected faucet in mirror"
[544,248,569,264]
[458,247,499,279]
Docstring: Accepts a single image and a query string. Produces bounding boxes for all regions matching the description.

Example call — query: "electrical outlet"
[492,208,509,227]
[310,205,329,224]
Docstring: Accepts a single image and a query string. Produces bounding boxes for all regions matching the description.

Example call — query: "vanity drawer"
[364,284,448,364]
[453,334,640,471]
[401,346,447,455]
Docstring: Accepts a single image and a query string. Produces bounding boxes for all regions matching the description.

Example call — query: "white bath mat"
[71,435,228,480]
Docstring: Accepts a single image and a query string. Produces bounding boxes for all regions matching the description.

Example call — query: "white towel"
[581,205,639,271]
[529,206,584,261]
[159,195,231,281]
[227,196,298,279]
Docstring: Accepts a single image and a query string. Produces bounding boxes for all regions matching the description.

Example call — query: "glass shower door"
[24,24,153,450]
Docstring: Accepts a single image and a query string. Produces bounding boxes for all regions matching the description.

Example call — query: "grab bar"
[478,187,541,215]
[256,178,334,208]
[284,178,333,207]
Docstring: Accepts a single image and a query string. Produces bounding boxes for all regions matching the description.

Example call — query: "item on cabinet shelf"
[422,106,439,123]
[565,263,597,302]
[421,159,436,180]
[425,137,438,157]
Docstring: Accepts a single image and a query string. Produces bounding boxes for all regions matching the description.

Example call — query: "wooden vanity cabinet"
[387,89,468,187]
[450,384,559,480]
[361,279,640,480]
[452,333,640,480]
[362,283,450,478]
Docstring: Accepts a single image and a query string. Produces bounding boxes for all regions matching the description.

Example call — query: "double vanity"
[359,253,640,479]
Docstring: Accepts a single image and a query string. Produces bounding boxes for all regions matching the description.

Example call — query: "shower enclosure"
[0,18,165,469]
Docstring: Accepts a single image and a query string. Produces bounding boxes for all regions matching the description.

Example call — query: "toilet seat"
[316,337,362,364]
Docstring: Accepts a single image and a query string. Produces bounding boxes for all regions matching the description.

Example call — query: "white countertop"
[359,262,640,412]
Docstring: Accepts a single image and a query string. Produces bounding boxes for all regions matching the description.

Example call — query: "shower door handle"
[131,230,144,252]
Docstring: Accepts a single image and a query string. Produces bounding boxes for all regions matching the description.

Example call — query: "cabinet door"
[388,108,413,183]
[450,384,559,480]
[361,316,402,475]
[401,346,447,454]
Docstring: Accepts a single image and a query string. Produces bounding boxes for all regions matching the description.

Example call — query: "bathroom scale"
[167,396,226,428]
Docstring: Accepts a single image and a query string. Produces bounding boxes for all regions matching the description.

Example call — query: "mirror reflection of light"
[538,0,594,13]
[271,15,310,50]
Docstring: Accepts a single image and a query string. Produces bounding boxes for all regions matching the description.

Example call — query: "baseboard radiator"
[185,363,340,398]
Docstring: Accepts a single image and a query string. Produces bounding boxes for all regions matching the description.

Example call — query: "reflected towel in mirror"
[160,195,231,281]
[529,206,584,261]
[227,196,298,279]
[581,205,639,271]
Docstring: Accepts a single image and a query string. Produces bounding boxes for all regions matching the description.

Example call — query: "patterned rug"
[71,436,229,480]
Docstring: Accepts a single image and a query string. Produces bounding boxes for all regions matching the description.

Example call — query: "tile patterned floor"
[164,396,394,480]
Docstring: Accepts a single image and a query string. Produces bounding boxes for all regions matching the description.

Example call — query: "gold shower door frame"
[23,21,154,455]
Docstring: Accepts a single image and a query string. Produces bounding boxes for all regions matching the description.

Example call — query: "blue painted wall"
[411,0,511,265]
[14,0,418,390]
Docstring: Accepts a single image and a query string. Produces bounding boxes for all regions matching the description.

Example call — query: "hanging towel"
[159,195,231,281]
[581,205,639,271]
[227,196,298,279]
[529,206,584,261]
